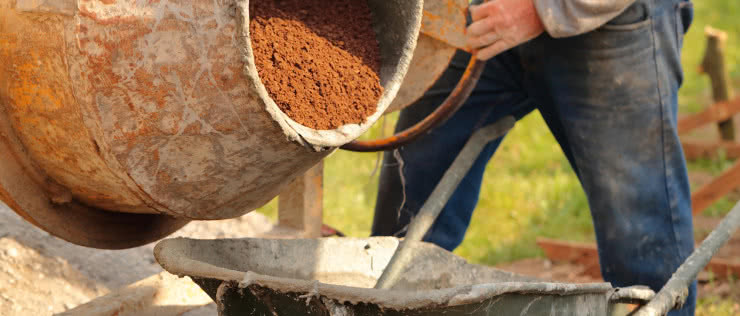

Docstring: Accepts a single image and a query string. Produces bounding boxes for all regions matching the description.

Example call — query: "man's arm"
[467,0,636,60]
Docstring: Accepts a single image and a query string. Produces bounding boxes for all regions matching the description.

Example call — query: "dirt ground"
[0,203,274,315]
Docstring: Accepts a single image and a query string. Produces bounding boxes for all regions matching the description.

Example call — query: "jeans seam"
[649,9,685,265]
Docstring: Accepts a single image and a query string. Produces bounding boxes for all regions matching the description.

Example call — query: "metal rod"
[374,117,516,289]
[633,200,740,316]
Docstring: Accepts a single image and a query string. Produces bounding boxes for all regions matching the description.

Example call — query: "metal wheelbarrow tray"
[154,237,652,315]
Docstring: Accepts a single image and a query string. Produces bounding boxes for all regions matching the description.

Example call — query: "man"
[372,0,696,315]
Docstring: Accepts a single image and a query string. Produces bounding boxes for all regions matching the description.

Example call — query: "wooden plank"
[536,238,601,279]
[691,159,740,215]
[682,139,740,160]
[277,161,324,238]
[677,97,740,135]
[59,272,212,316]
[700,26,735,140]
[537,238,740,280]
[706,258,740,280]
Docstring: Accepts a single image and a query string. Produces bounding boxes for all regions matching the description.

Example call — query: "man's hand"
[466,0,545,60]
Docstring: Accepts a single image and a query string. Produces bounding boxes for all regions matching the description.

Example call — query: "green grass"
[696,298,740,316]
[453,113,593,264]
[260,0,740,311]
[696,271,740,316]
[679,0,740,114]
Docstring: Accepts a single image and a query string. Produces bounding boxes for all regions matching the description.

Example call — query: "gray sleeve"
[533,0,637,38]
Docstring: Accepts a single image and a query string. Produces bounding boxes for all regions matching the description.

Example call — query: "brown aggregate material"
[249,0,383,130]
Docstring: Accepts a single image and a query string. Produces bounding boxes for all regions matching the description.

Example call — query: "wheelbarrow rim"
[153,237,649,311]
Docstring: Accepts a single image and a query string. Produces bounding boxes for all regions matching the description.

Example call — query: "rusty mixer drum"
[0,0,422,249]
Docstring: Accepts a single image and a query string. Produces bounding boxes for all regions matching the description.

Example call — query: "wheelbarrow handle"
[633,200,740,316]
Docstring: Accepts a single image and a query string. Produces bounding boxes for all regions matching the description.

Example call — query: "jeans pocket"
[675,1,694,49]
[601,2,651,31]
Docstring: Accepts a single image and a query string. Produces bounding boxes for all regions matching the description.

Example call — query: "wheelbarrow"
[154,207,740,315]
[155,116,740,315]
[155,236,656,316]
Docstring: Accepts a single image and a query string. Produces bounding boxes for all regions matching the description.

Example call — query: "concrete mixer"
[0,0,471,249]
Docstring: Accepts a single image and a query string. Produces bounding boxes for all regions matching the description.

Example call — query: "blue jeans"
[372,0,696,314]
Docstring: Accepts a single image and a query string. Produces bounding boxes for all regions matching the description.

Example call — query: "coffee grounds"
[250,0,383,130]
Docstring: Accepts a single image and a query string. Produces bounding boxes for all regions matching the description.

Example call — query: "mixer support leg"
[277,161,324,238]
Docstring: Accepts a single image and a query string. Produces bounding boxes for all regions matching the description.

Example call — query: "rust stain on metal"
[67,0,335,219]
[0,96,189,249]
[0,7,153,213]
[386,35,457,113]
[386,0,468,114]
[420,0,469,51]
[0,0,423,240]
[0,1,333,220]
